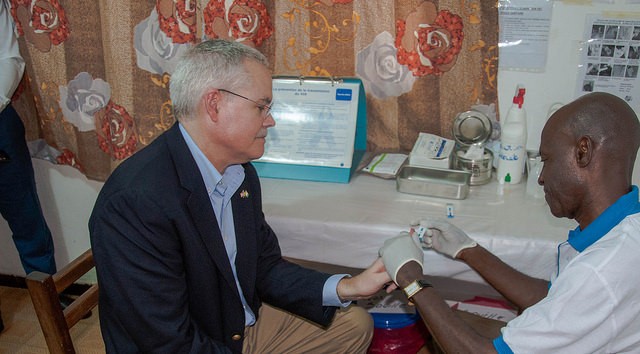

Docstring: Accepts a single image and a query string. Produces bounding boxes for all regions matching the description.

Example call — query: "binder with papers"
[253,76,366,183]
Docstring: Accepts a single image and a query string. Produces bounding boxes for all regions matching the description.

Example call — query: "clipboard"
[253,76,366,183]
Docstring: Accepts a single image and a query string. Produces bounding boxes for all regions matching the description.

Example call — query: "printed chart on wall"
[257,77,360,168]
[498,0,553,71]
[577,16,640,103]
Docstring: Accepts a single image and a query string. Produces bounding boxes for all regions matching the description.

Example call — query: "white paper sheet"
[257,78,360,168]
[498,0,553,71]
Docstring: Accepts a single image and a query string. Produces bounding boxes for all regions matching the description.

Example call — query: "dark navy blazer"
[90,124,337,353]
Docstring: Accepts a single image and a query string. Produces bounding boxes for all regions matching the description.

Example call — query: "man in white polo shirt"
[380,91,640,353]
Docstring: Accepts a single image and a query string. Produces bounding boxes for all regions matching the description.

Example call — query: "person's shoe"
[0,315,4,333]
[59,294,92,319]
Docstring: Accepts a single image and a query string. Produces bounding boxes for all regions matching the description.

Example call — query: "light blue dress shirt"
[179,124,349,327]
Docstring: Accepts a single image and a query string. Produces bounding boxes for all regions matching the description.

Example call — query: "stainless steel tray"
[396,166,471,199]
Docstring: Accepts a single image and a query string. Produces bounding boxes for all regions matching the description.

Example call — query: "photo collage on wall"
[578,17,640,103]
[586,23,638,81]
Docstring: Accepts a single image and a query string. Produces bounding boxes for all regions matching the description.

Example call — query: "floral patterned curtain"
[9,0,498,181]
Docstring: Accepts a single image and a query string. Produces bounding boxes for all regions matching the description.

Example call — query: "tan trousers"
[243,304,373,354]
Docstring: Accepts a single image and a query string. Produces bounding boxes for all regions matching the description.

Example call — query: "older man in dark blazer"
[90,40,392,353]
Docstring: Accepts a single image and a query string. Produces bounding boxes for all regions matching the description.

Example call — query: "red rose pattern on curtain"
[9,0,498,181]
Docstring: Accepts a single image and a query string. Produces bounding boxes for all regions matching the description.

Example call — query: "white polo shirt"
[493,186,640,354]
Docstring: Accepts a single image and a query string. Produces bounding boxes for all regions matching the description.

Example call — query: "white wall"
[2,0,640,276]
[499,0,640,151]
[499,0,640,201]
[0,158,102,276]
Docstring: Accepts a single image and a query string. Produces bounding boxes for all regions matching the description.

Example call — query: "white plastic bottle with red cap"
[497,86,527,184]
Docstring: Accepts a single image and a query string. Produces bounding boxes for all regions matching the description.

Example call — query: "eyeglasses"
[219,89,273,119]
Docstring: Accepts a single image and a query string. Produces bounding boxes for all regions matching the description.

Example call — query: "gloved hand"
[413,219,477,259]
[378,231,424,283]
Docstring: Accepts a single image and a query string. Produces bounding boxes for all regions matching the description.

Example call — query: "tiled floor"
[0,286,104,354]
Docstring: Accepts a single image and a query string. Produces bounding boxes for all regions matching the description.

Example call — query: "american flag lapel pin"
[240,190,249,198]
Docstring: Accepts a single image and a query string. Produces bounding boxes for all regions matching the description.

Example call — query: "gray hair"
[169,39,269,121]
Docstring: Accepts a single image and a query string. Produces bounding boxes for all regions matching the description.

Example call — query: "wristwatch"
[403,279,432,300]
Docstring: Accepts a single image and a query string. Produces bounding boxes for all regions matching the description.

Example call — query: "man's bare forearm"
[458,246,549,310]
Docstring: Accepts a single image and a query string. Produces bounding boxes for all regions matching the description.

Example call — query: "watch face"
[402,279,433,299]
[403,279,432,299]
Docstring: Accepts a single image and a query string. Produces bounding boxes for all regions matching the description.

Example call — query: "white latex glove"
[378,231,424,283]
[412,219,477,258]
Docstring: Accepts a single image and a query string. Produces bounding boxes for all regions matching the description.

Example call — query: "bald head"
[539,92,639,225]
[546,92,640,175]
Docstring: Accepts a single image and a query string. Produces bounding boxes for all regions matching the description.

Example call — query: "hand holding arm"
[378,231,424,283]
[336,258,393,301]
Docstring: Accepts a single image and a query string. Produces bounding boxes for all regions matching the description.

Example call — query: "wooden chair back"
[26,249,99,354]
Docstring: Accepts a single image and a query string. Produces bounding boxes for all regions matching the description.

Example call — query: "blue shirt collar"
[568,185,640,252]
[178,123,244,197]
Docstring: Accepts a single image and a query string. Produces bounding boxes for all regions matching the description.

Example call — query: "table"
[260,173,575,285]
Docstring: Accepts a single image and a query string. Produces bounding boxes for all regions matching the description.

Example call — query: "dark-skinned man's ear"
[576,135,593,167]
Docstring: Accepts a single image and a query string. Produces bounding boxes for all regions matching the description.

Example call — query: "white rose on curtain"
[59,72,111,132]
[134,8,191,75]
[356,31,416,100]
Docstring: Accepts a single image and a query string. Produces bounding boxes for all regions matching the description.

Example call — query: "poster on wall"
[498,0,553,71]
[258,77,361,168]
[576,16,640,103]
[252,77,367,183]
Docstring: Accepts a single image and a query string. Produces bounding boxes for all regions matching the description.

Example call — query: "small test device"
[415,225,433,249]
[446,203,454,218]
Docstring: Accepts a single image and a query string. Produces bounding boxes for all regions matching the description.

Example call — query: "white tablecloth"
[261,173,576,284]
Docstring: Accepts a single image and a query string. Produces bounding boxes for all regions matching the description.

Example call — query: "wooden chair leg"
[26,272,76,354]
[26,249,98,354]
